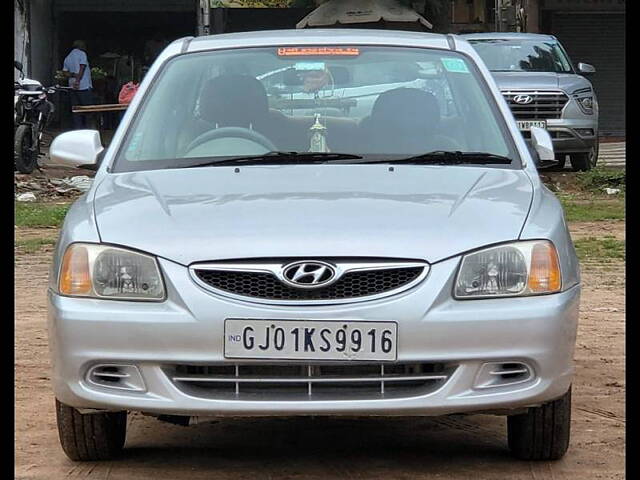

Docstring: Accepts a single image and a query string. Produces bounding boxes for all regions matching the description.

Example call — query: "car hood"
[93,165,533,266]
[491,71,592,95]
[491,71,561,90]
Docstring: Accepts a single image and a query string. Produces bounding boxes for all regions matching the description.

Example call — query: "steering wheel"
[185,127,277,156]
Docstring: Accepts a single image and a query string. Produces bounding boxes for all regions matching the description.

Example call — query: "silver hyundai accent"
[47,29,580,462]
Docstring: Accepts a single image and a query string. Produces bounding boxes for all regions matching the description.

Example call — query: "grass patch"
[576,167,625,193]
[15,237,57,254]
[574,236,625,262]
[15,202,71,227]
[559,196,625,222]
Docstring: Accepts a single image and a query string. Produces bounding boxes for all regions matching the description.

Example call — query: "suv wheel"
[549,154,566,171]
[507,386,571,460]
[570,143,599,171]
[55,399,127,461]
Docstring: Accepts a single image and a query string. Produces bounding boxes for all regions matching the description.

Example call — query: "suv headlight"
[59,243,165,301]
[454,240,561,299]
[573,88,595,115]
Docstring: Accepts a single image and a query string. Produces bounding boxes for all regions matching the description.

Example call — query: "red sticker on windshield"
[277,47,360,57]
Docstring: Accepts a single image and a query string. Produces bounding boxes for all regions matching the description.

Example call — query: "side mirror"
[49,130,104,168]
[14,61,24,79]
[530,127,555,167]
[577,62,596,75]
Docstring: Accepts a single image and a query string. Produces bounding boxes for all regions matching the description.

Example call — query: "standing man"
[63,40,93,129]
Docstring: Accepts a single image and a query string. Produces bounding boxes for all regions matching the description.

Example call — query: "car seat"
[359,88,447,154]
[179,74,291,153]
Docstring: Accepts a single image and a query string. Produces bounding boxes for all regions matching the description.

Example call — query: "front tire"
[548,154,566,171]
[55,399,127,461]
[570,142,599,171]
[14,124,38,174]
[507,386,571,460]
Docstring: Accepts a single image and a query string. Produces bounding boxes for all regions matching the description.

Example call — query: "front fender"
[49,194,101,293]
[519,176,580,291]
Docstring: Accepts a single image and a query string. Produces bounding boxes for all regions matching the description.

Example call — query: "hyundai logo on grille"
[513,95,534,105]
[281,261,337,289]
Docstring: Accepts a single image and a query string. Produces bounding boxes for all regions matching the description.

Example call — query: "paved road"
[599,142,625,167]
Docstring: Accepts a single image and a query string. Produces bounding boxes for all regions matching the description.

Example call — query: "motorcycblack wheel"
[14,124,37,174]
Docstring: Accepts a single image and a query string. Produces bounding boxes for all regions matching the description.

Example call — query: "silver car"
[47,30,580,462]
[463,33,599,171]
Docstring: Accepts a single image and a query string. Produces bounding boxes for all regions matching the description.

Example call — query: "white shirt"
[63,48,92,90]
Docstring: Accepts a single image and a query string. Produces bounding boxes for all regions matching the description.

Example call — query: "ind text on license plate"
[224,319,398,361]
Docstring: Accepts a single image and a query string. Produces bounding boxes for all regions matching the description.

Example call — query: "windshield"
[469,39,573,74]
[114,46,519,172]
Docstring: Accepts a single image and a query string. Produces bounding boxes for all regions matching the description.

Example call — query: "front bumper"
[548,121,598,155]
[47,256,580,417]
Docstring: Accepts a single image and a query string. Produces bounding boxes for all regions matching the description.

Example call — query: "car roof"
[185,28,455,53]
[461,32,557,42]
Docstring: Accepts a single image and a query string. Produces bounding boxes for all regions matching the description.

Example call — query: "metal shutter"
[550,13,625,136]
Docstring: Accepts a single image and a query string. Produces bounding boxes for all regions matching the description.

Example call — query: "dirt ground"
[15,221,625,479]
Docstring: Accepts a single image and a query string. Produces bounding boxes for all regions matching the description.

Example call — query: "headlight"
[454,240,561,299]
[573,88,595,115]
[59,243,165,301]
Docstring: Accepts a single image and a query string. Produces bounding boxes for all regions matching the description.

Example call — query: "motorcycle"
[14,60,58,173]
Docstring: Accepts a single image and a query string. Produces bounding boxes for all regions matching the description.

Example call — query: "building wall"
[14,0,29,80]
[53,0,195,12]
[29,0,55,84]
[540,0,625,135]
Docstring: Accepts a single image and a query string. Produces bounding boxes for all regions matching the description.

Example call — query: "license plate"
[517,120,547,131]
[224,319,398,361]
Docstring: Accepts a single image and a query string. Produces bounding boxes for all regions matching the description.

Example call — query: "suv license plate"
[224,319,398,361]
[517,120,547,131]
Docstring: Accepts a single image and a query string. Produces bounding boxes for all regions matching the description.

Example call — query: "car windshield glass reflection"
[114,46,519,172]
[469,40,573,74]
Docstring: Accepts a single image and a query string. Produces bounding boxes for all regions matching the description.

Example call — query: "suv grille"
[193,265,424,301]
[166,362,455,401]
[502,91,569,120]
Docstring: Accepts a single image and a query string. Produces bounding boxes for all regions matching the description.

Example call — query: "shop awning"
[296,0,432,30]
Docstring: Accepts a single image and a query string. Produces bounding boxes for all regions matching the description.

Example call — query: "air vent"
[165,362,456,401]
[473,361,534,390]
[86,364,146,392]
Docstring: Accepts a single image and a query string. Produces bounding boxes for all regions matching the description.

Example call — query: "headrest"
[199,74,269,127]
[370,88,441,132]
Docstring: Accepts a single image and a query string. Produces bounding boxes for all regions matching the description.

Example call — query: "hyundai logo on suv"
[513,95,534,105]
[281,261,337,288]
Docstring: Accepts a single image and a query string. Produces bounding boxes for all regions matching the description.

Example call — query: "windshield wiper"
[184,151,363,168]
[350,151,513,166]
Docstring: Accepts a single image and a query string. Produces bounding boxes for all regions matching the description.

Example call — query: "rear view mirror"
[577,62,596,75]
[530,127,555,167]
[14,60,23,72]
[49,130,104,169]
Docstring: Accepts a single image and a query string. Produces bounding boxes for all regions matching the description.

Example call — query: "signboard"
[211,1,317,7]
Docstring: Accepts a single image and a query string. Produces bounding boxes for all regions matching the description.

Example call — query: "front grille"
[194,267,424,301]
[166,362,455,401]
[503,91,569,120]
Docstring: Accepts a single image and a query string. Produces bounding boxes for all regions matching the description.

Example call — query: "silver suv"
[464,33,598,171]
[47,30,580,463]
